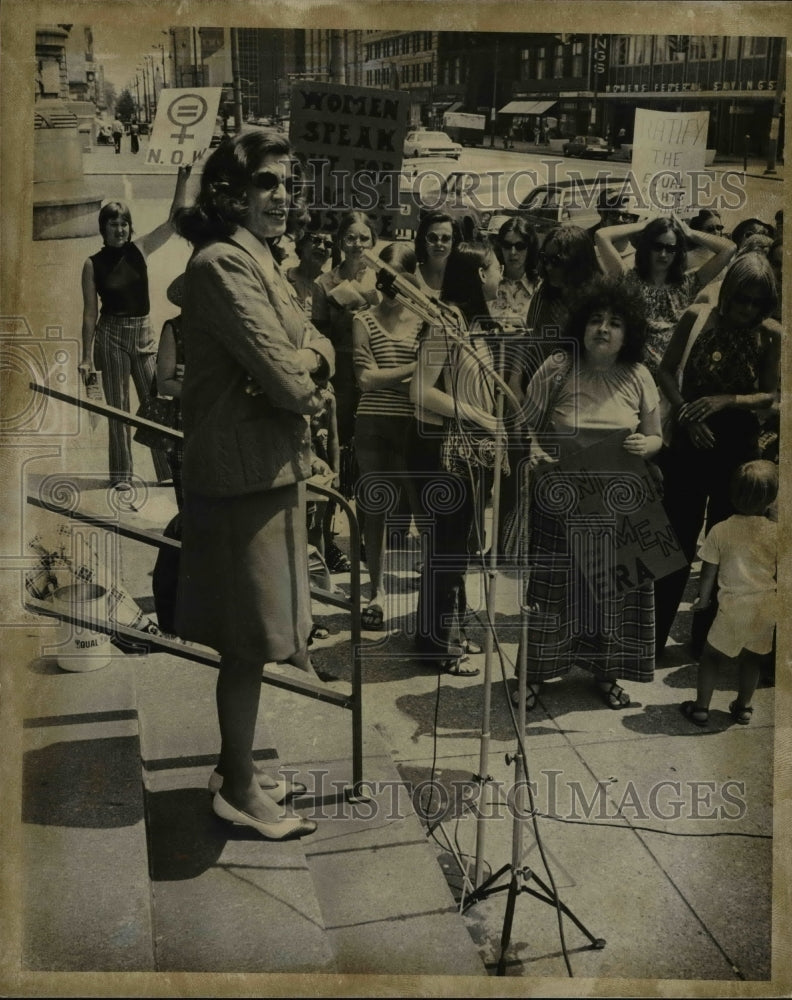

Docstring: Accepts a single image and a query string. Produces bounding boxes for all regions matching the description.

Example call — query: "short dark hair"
[496,217,540,281]
[414,211,462,264]
[634,216,687,284]
[564,275,648,365]
[174,129,299,246]
[378,241,417,274]
[98,201,133,241]
[729,460,778,516]
[731,217,774,247]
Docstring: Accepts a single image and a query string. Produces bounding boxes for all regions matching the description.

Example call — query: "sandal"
[598,681,631,710]
[326,544,351,574]
[460,635,483,655]
[308,623,330,645]
[680,700,709,727]
[729,700,753,725]
[361,603,384,630]
[511,684,541,710]
[443,656,480,677]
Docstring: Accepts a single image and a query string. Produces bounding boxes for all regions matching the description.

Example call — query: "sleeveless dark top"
[90,242,150,317]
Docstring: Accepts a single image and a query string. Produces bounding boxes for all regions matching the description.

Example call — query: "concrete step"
[20,639,154,971]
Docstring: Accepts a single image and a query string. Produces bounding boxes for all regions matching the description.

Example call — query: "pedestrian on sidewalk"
[79,165,192,489]
[111,116,123,154]
[173,129,334,840]
[129,119,140,155]
[681,460,777,728]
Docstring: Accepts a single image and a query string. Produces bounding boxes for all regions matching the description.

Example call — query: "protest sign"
[145,88,223,168]
[535,430,686,600]
[630,107,709,213]
[289,82,411,238]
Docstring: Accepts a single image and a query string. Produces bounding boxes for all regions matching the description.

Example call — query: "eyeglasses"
[650,242,678,255]
[540,252,569,268]
[307,235,333,251]
[425,232,453,245]
[342,232,373,245]
[251,170,294,194]
[501,240,528,252]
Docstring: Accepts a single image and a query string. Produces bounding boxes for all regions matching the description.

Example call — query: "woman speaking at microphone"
[407,242,506,674]
[173,130,334,841]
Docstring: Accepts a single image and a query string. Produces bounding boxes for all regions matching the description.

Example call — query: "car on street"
[480,176,629,237]
[401,167,508,239]
[404,129,462,160]
[562,135,612,159]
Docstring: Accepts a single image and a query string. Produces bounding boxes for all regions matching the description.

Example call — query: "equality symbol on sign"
[167,93,209,144]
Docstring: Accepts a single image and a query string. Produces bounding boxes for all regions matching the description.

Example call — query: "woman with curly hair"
[654,253,781,656]
[514,276,661,710]
[173,129,334,840]
[595,213,734,377]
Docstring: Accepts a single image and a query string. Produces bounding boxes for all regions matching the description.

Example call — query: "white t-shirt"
[698,514,777,602]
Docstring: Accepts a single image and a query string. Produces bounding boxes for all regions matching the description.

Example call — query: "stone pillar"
[33,26,102,240]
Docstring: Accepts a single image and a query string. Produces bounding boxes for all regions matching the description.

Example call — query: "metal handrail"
[27,381,366,795]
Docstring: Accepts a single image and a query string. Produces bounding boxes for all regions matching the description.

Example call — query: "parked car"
[401,168,508,240]
[404,129,462,160]
[480,176,628,237]
[562,135,612,159]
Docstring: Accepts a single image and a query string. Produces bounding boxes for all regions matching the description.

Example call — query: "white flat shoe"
[207,769,307,802]
[212,792,317,840]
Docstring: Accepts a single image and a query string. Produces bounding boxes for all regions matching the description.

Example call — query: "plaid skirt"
[523,493,655,683]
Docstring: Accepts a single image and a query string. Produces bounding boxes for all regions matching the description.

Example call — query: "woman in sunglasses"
[173,130,335,841]
[654,254,780,657]
[285,229,333,312]
[490,217,540,328]
[596,213,734,377]
[413,211,462,296]
[311,210,380,468]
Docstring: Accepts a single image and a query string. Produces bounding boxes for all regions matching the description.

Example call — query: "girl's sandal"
[680,700,709,728]
[511,684,541,710]
[728,700,753,725]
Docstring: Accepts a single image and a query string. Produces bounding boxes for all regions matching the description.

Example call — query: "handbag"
[440,419,509,478]
[133,375,179,453]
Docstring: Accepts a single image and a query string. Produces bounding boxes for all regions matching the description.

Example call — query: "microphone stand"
[367,253,603,972]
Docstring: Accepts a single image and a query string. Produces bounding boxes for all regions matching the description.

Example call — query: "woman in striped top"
[352,243,423,630]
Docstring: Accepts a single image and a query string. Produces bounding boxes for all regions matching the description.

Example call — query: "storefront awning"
[445,101,464,114]
[498,99,557,115]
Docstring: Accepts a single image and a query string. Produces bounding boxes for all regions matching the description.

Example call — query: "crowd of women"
[79,129,781,840]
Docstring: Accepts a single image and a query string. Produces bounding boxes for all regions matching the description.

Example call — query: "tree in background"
[115,89,136,122]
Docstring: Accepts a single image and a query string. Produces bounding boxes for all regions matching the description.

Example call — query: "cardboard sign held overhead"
[289,82,411,238]
[146,88,223,168]
[630,108,709,213]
